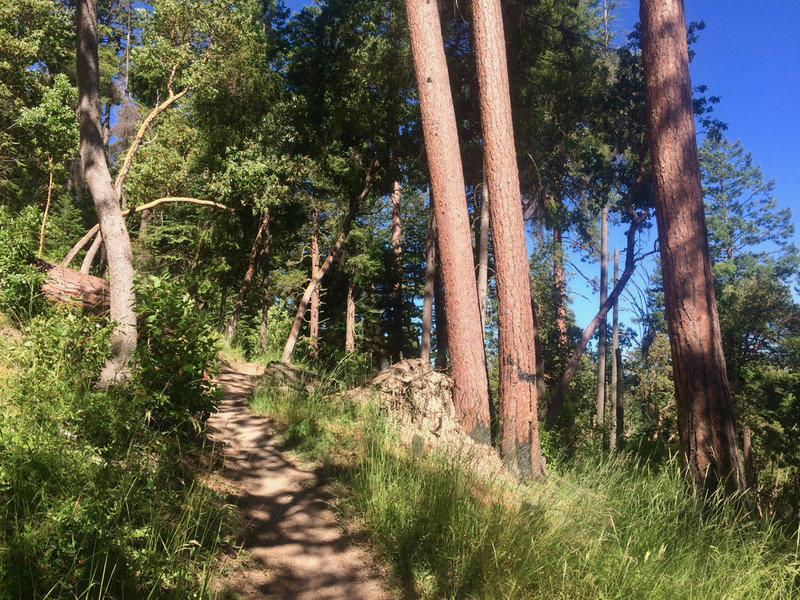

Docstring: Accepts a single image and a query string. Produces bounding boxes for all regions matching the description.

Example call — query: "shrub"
[135,274,220,430]
[0,206,46,320]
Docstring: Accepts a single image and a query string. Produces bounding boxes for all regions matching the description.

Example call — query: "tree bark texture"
[77,0,136,383]
[597,206,609,428]
[471,0,544,476]
[641,0,745,495]
[476,169,491,332]
[405,0,492,443]
[345,278,356,353]
[420,206,437,364]
[36,258,109,314]
[281,175,371,364]
[610,247,620,450]
[309,208,320,357]
[226,210,270,341]
[390,180,404,359]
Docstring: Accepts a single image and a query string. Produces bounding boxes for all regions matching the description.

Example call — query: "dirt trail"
[208,364,392,600]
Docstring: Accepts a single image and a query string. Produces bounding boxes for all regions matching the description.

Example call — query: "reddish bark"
[36,259,109,314]
[472,0,544,476]
[405,0,492,442]
[476,170,490,332]
[641,0,745,495]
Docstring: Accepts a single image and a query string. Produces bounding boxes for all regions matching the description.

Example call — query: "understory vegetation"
[252,374,800,600]
[0,289,230,599]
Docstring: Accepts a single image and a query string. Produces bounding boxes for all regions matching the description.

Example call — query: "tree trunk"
[77,0,136,384]
[282,174,371,364]
[36,258,109,314]
[258,223,272,354]
[345,278,356,353]
[80,230,103,274]
[476,168,491,332]
[405,0,492,443]
[390,180,404,359]
[420,205,437,364]
[226,209,270,342]
[471,0,545,477]
[615,347,624,442]
[433,257,448,369]
[610,247,620,450]
[597,206,609,429]
[309,208,320,358]
[641,0,745,495]
[545,219,642,430]
[553,225,568,349]
[218,276,228,330]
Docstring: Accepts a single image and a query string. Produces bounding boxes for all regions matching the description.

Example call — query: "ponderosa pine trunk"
[597,206,609,429]
[471,0,545,476]
[610,247,620,450]
[406,0,491,444]
[226,210,270,342]
[281,173,371,364]
[641,0,745,495]
[77,0,136,384]
[309,208,320,358]
[420,206,437,364]
[405,0,492,442]
[390,181,404,360]
[345,278,356,353]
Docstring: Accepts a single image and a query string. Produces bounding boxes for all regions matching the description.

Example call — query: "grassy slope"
[251,371,800,600]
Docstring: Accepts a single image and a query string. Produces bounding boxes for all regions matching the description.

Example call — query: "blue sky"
[282,0,799,337]
[567,1,800,334]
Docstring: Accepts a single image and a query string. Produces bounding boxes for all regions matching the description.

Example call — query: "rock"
[350,358,509,482]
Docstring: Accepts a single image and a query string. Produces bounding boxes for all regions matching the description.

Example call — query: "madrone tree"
[641,0,745,495]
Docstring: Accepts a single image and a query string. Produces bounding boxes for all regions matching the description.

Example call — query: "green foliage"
[0,206,46,319]
[0,312,231,599]
[135,275,220,429]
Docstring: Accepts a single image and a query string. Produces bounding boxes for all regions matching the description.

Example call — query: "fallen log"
[34,258,109,315]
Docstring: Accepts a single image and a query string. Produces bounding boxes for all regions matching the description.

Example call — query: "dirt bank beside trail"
[208,364,393,600]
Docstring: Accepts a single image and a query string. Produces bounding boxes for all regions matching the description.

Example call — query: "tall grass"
[251,369,800,600]
[0,311,232,599]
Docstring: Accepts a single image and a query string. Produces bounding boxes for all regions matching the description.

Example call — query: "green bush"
[0,206,46,320]
[0,311,231,599]
[135,274,221,429]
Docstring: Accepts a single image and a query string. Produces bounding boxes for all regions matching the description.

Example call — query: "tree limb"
[62,197,234,266]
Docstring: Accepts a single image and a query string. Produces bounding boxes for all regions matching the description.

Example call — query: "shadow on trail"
[207,365,390,600]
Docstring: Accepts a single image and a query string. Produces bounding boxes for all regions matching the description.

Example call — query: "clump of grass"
[250,364,800,600]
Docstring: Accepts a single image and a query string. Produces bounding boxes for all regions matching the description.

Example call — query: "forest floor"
[207,363,394,600]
